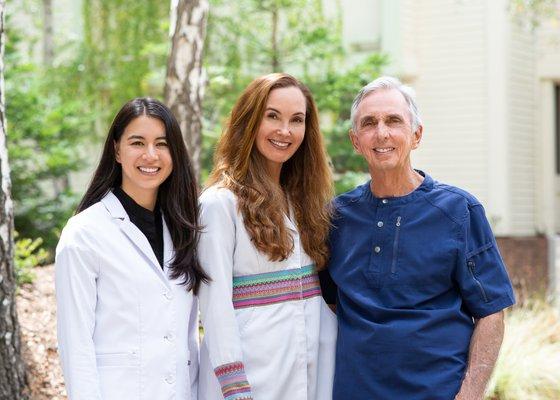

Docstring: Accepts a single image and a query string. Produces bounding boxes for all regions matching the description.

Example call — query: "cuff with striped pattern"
[214,361,253,400]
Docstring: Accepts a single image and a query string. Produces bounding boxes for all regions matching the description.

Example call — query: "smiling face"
[255,86,306,180]
[115,115,172,209]
[350,88,422,176]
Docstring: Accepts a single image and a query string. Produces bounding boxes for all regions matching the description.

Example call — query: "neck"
[266,161,283,185]
[369,167,423,198]
[120,184,158,211]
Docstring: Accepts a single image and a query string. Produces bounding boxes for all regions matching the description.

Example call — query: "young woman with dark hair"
[198,73,337,400]
[56,97,206,400]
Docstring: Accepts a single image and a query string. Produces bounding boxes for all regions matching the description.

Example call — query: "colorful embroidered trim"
[232,264,321,309]
[214,361,253,400]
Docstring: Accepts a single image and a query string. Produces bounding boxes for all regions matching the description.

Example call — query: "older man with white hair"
[321,76,515,400]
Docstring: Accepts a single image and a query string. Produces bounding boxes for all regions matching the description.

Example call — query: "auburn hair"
[207,73,333,269]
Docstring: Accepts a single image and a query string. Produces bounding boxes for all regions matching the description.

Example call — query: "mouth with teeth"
[269,139,291,149]
[137,166,161,175]
[373,147,395,154]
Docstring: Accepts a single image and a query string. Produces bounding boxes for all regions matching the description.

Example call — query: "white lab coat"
[55,191,199,400]
[197,186,337,400]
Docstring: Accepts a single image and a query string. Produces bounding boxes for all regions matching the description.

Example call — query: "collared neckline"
[113,186,160,223]
[361,170,434,206]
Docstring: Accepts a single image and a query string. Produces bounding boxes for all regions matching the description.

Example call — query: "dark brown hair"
[77,97,209,293]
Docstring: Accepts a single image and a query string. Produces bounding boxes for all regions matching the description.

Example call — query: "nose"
[277,123,291,136]
[143,144,159,160]
[377,123,390,140]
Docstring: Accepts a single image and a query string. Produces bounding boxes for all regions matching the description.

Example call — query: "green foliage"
[6,0,169,252]
[14,232,49,285]
[203,0,386,191]
[81,0,170,122]
[509,0,560,28]
[5,10,93,251]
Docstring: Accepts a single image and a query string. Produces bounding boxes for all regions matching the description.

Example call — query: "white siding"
[507,22,536,235]
[402,0,490,205]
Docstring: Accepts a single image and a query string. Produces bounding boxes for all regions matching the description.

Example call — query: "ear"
[349,129,362,154]
[114,140,121,163]
[412,125,423,150]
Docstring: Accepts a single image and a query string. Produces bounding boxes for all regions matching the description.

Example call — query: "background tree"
[509,0,560,27]
[202,0,386,190]
[0,0,29,397]
[165,0,209,178]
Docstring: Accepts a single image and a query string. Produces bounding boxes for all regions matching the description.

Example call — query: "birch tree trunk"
[164,0,209,179]
[0,1,28,398]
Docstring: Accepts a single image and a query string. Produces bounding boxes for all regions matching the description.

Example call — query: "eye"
[291,116,304,124]
[267,112,278,120]
[130,141,144,146]
[156,141,168,147]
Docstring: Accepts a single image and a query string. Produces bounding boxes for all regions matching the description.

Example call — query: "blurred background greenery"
[7,0,384,255]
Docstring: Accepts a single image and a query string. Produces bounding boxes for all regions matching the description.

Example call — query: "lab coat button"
[164,332,175,342]
[163,291,173,300]
[165,374,175,384]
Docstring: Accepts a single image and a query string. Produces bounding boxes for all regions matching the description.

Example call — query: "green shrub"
[14,232,50,285]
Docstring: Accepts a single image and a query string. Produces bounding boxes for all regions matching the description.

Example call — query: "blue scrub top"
[325,171,515,400]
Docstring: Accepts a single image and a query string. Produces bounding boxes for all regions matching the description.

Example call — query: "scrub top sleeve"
[55,242,103,400]
[197,189,253,399]
[455,204,515,319]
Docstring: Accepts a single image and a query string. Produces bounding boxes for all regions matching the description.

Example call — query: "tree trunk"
[0,1,29,399]
[164,0,209,179]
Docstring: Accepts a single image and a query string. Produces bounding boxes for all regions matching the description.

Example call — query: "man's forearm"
[455,311,505,400]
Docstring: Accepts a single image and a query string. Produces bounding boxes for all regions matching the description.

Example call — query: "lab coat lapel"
[101,191,171,289]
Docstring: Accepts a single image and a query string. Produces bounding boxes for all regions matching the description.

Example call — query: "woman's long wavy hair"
[207,73,333,269]
[76,97,209,293]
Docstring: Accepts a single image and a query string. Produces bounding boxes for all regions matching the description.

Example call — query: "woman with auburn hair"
[198,73,337,400]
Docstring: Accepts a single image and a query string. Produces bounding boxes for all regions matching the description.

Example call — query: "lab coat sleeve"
[55,235,102,400]
[197,189,253,400]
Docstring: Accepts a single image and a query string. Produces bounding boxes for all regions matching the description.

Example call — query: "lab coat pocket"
[97,351,140,400]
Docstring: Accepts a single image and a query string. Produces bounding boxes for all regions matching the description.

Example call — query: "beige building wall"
[374,0,540,236]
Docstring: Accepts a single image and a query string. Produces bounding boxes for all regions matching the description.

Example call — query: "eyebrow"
[126,135,167,140]
[265,107,305,117]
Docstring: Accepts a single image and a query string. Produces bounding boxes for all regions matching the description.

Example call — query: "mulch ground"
[16,264,67,400]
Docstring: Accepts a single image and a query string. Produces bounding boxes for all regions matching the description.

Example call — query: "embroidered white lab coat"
[197,186,337,400]
[55,191,199,400]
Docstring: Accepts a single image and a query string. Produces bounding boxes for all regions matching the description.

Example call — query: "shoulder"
[200,185,237,208]
[57,202,109,253]
[199,185,239,221]
[333,182,367,210]
[423,179,482,225]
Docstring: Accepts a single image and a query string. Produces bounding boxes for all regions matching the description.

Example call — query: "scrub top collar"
[362,169,434,206]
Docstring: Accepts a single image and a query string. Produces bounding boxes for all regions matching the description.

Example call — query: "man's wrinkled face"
[350,88,422,175]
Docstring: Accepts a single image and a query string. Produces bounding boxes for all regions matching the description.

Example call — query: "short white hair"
[350,76,422,132]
